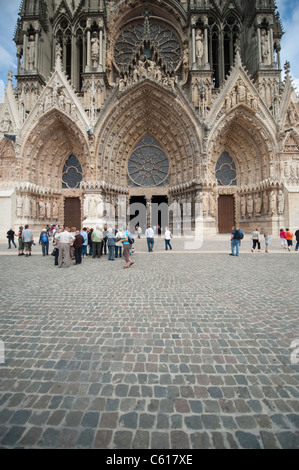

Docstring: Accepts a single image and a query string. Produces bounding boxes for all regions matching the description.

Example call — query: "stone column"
[99,29,103,71]
[34,32,39,69]
[191,26,197,70]
[23,33,27,70]
[204,27,208,65]
[257,27,262,64]
[86,29,91,69]
[269,25,275,65]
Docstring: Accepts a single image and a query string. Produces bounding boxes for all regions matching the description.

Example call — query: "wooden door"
[218,195,235,233]
[64,198,81,230]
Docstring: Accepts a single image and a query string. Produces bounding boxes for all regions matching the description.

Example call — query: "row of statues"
[16,195,60,220]
[119,56,177,91]
[240,190,284,218]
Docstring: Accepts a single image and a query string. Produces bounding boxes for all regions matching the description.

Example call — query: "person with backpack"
[39,228,50,256]
[121,226,134,268]
[230,226,243,256]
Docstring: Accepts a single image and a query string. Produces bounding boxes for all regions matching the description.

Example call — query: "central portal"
[129,195,169,234]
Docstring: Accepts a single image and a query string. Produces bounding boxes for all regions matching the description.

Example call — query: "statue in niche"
[16,195,23,218]
[91,32,100,68]
[31,198,37,219]
[24,196,31,218]
[26,35,35,71]
[39,201,46,219]
[96,195,104,219]
[269,190,276,215]
[195,29,204,67]
[247,195,253,218]
[254,193,262,216]
[240,195,246,219]
[52,200,59,220]
[263,191,268,215]
[260,29,271,66]
[209,192,217,218]
[237,79,246,102]
[277,190,284,214]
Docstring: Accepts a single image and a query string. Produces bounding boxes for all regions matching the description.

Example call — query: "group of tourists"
[230,226,299,256]
[279,228,298,251]
[52,225,134,269]
[6,225,35,257]
[7,224,299,261]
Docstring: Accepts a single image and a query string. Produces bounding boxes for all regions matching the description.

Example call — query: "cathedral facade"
[0,0,299,238]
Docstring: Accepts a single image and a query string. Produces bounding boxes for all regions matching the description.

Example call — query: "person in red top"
[285,228,294,251]
[280,228,287,249]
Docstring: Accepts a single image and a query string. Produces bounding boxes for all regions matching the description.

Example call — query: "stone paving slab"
[0,242,299,449]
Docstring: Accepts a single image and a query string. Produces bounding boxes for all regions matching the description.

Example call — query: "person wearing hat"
[39,228,50,256]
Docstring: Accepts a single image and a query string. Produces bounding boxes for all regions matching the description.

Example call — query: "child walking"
[264,233,271,253]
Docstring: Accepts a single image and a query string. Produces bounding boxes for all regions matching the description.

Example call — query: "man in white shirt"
[164,227,172,250]
[145,225,155,252]
[55,227,75,268]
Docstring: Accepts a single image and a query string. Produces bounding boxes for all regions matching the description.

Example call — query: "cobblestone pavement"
[0,236,299,449]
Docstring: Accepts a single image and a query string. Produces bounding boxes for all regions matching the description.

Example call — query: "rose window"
[128,136,170,187]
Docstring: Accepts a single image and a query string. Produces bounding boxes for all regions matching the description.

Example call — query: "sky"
[0,0,299,102]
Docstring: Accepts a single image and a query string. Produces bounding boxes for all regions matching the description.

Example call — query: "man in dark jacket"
[7,228,16,249]
[73,230,84,265]
[295,229,299,251]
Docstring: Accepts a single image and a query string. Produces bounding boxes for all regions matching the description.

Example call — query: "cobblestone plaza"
[0,237,298,449]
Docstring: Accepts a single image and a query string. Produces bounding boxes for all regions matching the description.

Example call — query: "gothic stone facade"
[0,0,299,238]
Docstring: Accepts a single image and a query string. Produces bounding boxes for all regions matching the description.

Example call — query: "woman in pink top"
[280,228,287,249]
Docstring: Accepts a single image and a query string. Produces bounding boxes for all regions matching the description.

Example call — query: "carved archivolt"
[207,108,275,186]
[95,81,202,188]
[21,110,92,189]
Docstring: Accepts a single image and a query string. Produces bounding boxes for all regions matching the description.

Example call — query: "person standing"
[230,226,243,256]
[102,224,108,255]
[122,227,134,268]
[164,227,173,250]
[107,227,116,260]
[91,225,103,259]
[295,228,299,251]
[17,226,24,256]
[6,228,16,249]
[280,228,287,249]
[285,228,294,251]
[55,227,75,268]
[88,228,94,257]
[145,225,155,252]
[39,228,50,256]
[251,228,261,252]
[80,227,88,257]
[22,224,34,257]
[115,228,123,258]
[73,230,84,265]
[264,233,271,253]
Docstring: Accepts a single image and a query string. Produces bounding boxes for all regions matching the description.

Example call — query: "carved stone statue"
[254,193,262,216]
[195,29,204,67]
[263,191,268,215]
[26,35,35,71]
[260,29,271,66]
[277,190,284,214]
[91,32,100,68]
[247,195,253,218]
[269,190,276,215]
